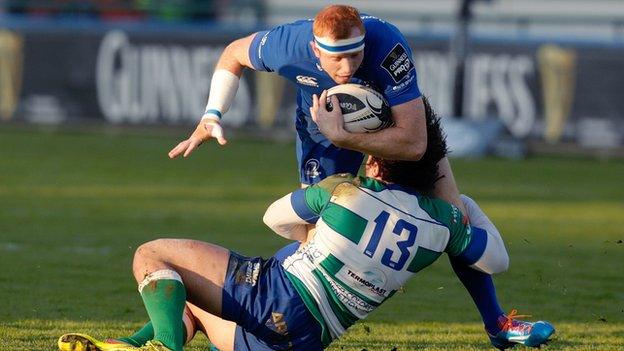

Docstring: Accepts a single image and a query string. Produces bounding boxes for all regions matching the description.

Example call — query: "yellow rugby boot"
[58,333,135,351]
[136,341,172,351]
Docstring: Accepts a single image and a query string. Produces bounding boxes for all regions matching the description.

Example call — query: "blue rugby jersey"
[249,15,421,109]
[248,15,422,183]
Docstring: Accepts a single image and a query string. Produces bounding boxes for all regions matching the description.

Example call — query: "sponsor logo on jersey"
[322,270,375,314]
[296,75,319,87]
[360,15,385,23]
[347,269,388,296]
[258,32,269,60]
[381,43,414,83]
[305,158,321,179]
[297,240,324,263]
[391,74,415,91]
[451,205,460,224]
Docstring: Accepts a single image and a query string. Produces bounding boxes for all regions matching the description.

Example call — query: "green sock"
[118,319,192,347]
[117,322,154,346]
[140,276,186,351]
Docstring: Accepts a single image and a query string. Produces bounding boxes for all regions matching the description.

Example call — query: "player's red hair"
[313,5,365,39]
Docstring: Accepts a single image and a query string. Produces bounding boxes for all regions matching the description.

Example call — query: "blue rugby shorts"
[221,251,323,350]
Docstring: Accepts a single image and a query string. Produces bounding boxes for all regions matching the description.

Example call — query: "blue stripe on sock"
[290,189,319,224]
[458,226,488,265]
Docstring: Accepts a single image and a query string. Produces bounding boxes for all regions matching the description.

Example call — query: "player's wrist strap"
[203,109,222,119]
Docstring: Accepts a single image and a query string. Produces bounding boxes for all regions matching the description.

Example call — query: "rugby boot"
[488,309,555,349]
[58,333,136,351]
[135,340,172,351]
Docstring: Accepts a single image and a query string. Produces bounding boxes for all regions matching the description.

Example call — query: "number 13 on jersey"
[363,210,418,271]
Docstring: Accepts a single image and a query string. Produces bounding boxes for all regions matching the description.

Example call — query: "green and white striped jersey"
[282,174,473,347]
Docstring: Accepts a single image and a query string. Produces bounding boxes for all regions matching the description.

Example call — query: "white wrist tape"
[204,69,240,119]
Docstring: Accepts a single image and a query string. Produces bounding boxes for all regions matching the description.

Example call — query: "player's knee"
[132,239,168,269]
[135,239,161,257]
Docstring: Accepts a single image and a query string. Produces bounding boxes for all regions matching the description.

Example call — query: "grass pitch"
[0,126,622,350]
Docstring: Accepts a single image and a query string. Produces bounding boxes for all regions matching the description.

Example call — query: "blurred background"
[1,2,623,350]
[1,0,623,157]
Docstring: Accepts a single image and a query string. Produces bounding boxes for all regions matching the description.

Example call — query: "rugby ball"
[326,83,392,133]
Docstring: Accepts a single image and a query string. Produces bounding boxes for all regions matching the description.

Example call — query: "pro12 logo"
[381,44,414,83]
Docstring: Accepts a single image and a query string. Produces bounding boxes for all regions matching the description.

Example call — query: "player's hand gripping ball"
[326,83,393,133]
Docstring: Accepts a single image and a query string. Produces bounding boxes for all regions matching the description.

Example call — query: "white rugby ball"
[326,83,392,133]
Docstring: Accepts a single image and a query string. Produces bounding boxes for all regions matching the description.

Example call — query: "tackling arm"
[263,191,318,242]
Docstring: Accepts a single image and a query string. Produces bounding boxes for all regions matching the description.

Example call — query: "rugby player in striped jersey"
[58,110,554,351]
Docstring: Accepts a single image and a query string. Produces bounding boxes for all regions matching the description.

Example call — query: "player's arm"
[168,33,258,158]
[312,92,427,160]
[263,190,319,242]
[264,176,342,241]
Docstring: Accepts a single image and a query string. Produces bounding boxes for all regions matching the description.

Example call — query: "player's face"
[312,27,365,84]
[319,50,364,84]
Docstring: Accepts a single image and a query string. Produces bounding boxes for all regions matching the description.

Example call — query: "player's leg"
[59,239,232,351]
[186,302,235,351]
[418,104,518,346]
[125,238,230,351]
[454,195,554,349]
[114,305,198,347]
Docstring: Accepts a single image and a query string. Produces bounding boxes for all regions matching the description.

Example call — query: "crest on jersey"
[296,75,319,87]
[304,158,321,179]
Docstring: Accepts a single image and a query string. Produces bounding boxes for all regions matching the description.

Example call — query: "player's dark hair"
[370,96,448,194]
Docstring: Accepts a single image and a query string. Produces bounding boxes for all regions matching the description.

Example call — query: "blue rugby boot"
[488,310,555,349]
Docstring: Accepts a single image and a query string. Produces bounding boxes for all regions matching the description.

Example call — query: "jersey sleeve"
[289,187,324,224]
[289,174,355,223]
[417,197,471,256]
[248,20,313,73]
[365,21,421,106]
[248,30,272,71]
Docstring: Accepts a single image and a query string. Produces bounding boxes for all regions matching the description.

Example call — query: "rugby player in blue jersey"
[156,4,552,350]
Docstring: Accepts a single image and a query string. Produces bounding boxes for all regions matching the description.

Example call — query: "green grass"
[0,126,623,350]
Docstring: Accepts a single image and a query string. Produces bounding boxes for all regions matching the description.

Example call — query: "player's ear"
[365,156,380,178]
[310,41,321,58]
